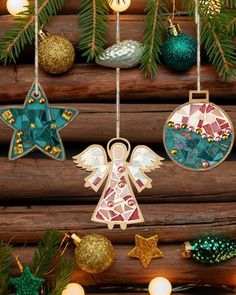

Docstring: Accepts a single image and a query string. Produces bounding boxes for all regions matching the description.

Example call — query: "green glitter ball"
[184,236,236,264]
[162,33,197,71]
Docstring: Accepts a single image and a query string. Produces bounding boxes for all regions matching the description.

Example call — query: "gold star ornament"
[128,234,163,268]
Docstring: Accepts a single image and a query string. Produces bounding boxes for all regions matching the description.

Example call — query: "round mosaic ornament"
[164,92,234,171]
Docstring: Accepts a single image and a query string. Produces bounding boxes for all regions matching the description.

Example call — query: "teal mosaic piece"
[11,267,44,295]
[0,83,78,160]
[164,125,233,170]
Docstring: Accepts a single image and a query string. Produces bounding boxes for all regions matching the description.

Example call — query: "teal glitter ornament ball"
[162,21,197,71]
[183,236,236,264]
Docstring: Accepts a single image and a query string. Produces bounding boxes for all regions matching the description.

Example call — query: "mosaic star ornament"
[73,138,164,230]
[163,91,234,171]
[11,266,45,295]
[0,83,78,160]
[128,234,163,268]
[183,236,236,264]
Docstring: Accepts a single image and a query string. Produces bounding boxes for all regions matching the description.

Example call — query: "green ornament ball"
[162,33,197,71]
[183,236,236,264]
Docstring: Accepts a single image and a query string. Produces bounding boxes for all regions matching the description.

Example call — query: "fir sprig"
[79,0,109,62]
[140,0,167,78]
[0,0,64,65]
[182,0,236,80]
[0,241,12,295]
[32,229,61,278]
[47,258,75,295]
[201,19,236,80]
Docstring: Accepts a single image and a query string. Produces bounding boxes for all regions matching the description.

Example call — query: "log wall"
[0,1,236,294]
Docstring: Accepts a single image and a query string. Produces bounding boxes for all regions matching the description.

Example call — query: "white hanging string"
[116,11,120,138]
[35,0,39,95]
[195,0,201,91]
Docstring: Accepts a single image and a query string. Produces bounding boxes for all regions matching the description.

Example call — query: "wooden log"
[12,245,236,286]
[0,1,184,16]
[0,158,236,203]
[0,65,235,102]
[0,103,236,144]
[0,203,236,244]
[0,15,196,48]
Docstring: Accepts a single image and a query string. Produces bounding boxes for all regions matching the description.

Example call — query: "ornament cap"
[39,27,51,41]
[71,233,82,245]
[167,18,182,36]
[182,241,193,258]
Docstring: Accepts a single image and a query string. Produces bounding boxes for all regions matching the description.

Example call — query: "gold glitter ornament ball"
[38,31,75,74]
[74,234,114,274]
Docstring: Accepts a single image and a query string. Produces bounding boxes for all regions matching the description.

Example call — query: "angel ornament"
[73,138,164,230]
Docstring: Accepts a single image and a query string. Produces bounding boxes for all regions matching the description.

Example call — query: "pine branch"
[79,0,109,62]
[0,0,64,65]
[140,0,167,78]
[46,258,75,295]
[201,18,236,80]
[182,0,236,80]
[224,12,236,36]
[32,229,62,278]
[0,241,12,295]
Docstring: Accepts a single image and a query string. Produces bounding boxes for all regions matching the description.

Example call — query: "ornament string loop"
[195,0,201,91]
[14,254,24,273]
[35,0,39,95]
[116,11,120,138]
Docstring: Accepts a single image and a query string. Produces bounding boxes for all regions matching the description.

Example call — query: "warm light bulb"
[62,283,85,295]
[109,0,131,12]
[149,277,172,295]
[7,0,29,16]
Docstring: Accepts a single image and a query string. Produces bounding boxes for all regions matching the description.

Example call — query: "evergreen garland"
[0,241,12,295]
[79,0,109,62]
[46,258,75,295]
[31,229,62,277]
[140,0,167,78]
[0,229,74,294]
[0,0,64,64]
[182,0,236,80]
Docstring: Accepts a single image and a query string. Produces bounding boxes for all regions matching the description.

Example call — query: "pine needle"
[0,0,64,65]
[32,229,62,278]
[47,258,75,295]
[79,0,109,62]
[182,0,236,80]
[0,241,12,295]
[140,0,167,78]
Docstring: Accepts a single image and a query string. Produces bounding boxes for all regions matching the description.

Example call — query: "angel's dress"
[91,159,144,230]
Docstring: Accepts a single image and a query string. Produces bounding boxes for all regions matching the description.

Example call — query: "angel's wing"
[73,145,110,192]
[127,146,164,192]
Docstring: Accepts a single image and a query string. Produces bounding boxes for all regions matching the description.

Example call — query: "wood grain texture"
[12,245,236,286]
[0,65,235,102]
[0,104,236,144]
[0,15,196,49]
[0,158,235,203]
[0,203,236,244]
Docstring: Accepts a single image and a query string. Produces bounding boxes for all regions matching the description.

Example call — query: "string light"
[149,277,172,295]
[6,0,29,16]
[108,0,131,12]
[62,283,85,295]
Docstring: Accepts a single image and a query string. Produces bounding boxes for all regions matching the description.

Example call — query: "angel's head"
[110,143,129,161]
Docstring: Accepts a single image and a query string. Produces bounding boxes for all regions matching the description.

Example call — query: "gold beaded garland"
[72,233,114,274]
[38,30,75,74]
